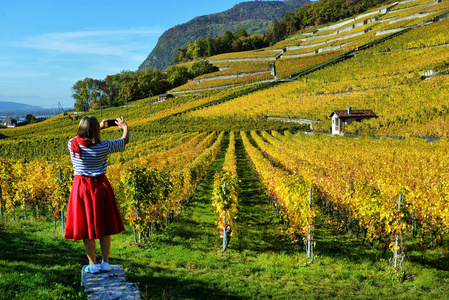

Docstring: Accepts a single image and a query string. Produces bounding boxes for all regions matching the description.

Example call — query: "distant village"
[0,115,48,128]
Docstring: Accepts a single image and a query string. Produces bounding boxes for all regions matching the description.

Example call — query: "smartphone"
[107,119,118,127]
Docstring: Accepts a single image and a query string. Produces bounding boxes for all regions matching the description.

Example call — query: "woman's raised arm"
[116,117,129,145]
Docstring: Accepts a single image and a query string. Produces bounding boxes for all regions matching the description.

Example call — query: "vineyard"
[168,0,449,93]
[169,0,449,94]
[2,1,449,299]
[184,15,449,137]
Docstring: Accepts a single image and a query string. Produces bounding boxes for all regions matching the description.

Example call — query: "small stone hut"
[158,93,174,102]
[329,107,377,135]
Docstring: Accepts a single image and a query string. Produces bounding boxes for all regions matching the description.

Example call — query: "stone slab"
[81,264,142,300]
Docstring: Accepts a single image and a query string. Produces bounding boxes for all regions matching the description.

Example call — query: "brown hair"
[77,115,101,143]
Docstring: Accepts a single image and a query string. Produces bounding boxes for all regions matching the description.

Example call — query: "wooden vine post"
[222,216,227,254]
[222,182,227,255]
[307,188,314,263]
[394,195,402,268]
[349,180,354,235]
[59,168,65,235]
[0,185,3,223]
[135,168,142,243]
[137,204,142,243]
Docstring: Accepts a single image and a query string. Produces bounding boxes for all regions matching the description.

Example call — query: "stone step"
[81,264,142,300]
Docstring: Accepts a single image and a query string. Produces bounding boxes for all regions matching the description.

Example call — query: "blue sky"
[0,0,244,108]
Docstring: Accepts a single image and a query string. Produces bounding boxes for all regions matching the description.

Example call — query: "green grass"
[0,219,88,299]
[1,135,449,299]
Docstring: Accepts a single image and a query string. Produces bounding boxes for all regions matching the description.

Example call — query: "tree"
[72,77,107,111]
[185,42,195,60]
[188,60,219,78]
[166,65,193,87]
[205,37,217,57]
[249,34,267,49]
[231,37,244,52]
[186,40,207,60]
[24,114,36,125]
[87,79,105,110]
[72,79,90,111]
[103,75,120,107]
[272,20,288,43]
[119,79,138,105]
[219,31,235,53]
[174,48,188,63]
[234,28,249,39]
[112,70,137,105]
[136,68,167,98]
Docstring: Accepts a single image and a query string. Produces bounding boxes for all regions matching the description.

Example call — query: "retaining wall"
[189,71,271,84]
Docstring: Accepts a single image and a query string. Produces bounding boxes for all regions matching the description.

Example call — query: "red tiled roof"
[329,109,377,118]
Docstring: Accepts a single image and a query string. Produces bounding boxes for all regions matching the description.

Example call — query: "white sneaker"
[85,264,100,274]
[99,261,109,272]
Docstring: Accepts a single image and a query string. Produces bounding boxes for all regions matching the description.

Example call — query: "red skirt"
[65,174,125,240]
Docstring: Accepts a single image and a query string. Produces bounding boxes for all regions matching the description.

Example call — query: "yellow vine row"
[212,131,239,238]
[241,131,314,241]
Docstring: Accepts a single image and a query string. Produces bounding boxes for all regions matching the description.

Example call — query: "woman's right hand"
[116,117,129,144]
[116,117,127,129]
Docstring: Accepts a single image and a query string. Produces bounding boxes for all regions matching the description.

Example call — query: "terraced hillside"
[171,0,449,93]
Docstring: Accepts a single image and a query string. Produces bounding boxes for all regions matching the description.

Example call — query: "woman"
[65,115,129,274]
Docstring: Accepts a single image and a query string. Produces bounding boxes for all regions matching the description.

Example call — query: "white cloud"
[0,27,165,106]
[10,27,164,57]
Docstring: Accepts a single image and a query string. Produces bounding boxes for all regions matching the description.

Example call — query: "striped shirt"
[68,137,125,177]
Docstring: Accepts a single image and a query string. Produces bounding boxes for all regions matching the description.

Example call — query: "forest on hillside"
[138,0,310,70]
[71,61,218,111]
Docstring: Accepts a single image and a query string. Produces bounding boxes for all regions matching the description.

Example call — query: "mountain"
[0,101,65,118]
[0,101,42,111]
[139,0,310,71]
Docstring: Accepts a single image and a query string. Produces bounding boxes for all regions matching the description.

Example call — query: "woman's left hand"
[100,119,108,130]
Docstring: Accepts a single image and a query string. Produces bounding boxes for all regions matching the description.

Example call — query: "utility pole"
[149,92,152,120]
